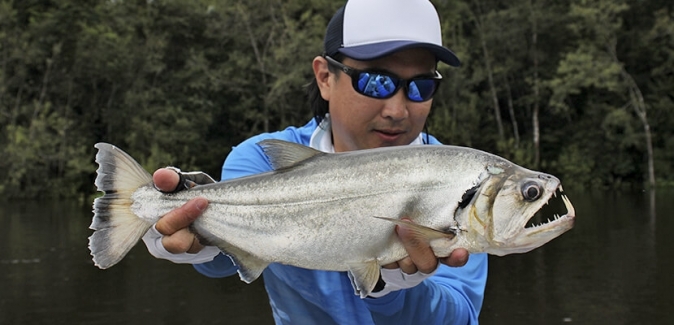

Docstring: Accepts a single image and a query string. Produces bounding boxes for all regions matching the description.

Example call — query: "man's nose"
[381,90,409,121]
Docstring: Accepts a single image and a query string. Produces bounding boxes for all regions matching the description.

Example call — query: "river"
[0,189,671,324]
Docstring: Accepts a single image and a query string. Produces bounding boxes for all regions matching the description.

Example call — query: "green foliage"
[547,47,624,112]
[0,101,93,198]
[496,138,536,169]
[0,0,673,198]
[550,144,597,189]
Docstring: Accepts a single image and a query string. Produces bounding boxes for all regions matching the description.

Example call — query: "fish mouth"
[523,187,576,235]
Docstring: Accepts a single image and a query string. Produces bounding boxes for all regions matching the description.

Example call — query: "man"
[143,0,488,323]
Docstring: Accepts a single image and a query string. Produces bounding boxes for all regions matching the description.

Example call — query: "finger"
[153,168,181,192]
[396,219,438,274]
[187,234,204,254]
[382,262,399,270]
[439,248,469,267]
[396,257,418,274]
[162,228,197,254]
[155,197,208,236]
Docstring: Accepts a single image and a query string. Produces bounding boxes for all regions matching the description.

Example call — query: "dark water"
[1,190,672,324]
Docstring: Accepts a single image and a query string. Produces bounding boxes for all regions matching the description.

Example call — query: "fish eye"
[521,182,542,201]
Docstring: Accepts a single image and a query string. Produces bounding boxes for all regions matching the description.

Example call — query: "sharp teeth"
[562,195,576,217]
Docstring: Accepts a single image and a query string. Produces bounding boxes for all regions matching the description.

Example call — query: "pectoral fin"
[374,217,457,240]
[347,260,382,299]
[375,217,458,257]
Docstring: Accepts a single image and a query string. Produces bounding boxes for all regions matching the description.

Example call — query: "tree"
[548,0,656,187]
[469,0,505,142]
[644,7,674,186]
[0,0,672,197]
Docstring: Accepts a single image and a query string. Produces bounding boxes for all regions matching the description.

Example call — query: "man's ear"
[313,56,331,101]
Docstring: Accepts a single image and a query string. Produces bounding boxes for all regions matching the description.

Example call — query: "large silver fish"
[89,140,575,298]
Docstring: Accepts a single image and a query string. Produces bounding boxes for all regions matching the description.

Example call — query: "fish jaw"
[485,193,575,255]
[455,166,576,256]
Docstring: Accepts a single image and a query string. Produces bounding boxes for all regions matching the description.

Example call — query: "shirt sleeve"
[193,135,274,278]
[362,134,488,324]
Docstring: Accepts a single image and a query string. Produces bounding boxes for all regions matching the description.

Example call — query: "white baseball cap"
[324,0,460,66]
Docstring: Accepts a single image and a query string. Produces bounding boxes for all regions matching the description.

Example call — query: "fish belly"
[192,189,452,271]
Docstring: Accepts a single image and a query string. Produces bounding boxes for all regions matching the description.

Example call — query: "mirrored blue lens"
[408,79,437,102]
[356,72,436,102]
[357,73,397,98]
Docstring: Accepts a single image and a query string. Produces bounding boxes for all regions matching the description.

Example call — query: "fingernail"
[195,199,207,211]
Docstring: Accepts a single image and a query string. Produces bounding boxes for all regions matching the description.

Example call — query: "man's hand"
[368,218,469,298]
[384,219,469,272]
[152,168,209,254]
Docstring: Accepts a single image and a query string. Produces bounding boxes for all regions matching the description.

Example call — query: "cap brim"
[338,41,461,67]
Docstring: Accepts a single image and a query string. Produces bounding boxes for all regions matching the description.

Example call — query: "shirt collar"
[309,114,424,152]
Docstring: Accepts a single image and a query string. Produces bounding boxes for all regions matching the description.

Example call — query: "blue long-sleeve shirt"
[194,119,488,324]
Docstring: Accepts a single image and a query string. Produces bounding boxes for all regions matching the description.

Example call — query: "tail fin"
[89,143,154,269]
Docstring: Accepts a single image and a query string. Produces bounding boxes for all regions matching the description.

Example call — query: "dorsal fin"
[258,139,325,170]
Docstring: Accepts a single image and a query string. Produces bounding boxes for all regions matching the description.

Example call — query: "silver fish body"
[89,140,575,298]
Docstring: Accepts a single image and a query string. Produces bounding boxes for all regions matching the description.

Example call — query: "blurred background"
[0,0,672,197]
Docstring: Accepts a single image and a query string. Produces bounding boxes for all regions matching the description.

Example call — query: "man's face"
[316,48,437,152]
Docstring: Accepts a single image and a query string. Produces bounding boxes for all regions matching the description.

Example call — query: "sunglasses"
[324,55,442,102]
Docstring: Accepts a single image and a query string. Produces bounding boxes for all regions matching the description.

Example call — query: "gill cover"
[454,167,509,236]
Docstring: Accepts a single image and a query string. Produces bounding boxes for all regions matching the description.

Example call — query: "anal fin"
[211,239,269,283]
